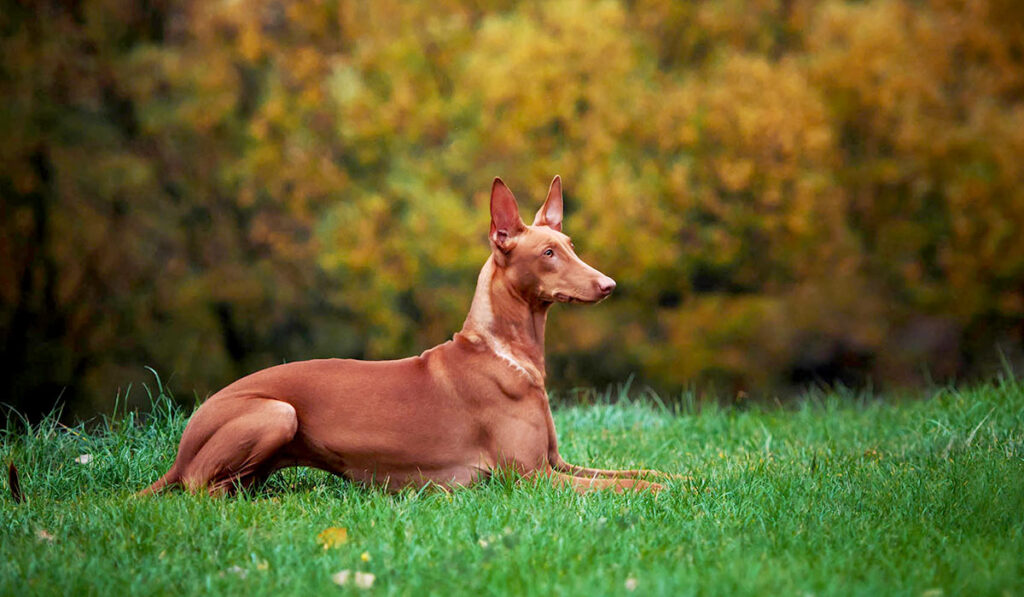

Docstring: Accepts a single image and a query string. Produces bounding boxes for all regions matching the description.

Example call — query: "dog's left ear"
[533,175,563,232]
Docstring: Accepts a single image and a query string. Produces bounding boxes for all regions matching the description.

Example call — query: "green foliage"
[2,381,1023,595]
[2,0,1023,416]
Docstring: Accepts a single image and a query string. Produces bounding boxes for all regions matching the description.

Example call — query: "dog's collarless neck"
[459,256,548,385]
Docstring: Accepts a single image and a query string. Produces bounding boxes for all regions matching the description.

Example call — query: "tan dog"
[142,177,669,495]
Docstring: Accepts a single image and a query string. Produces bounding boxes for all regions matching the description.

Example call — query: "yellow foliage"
[2,0,1023,417]
[316,527,349,549]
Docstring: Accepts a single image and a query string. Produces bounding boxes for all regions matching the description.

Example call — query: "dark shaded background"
[3,0,1023,422]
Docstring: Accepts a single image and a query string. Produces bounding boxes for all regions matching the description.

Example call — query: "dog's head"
[488,176,615,305]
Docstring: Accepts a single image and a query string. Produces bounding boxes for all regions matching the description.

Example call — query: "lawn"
[2,378,1022,596]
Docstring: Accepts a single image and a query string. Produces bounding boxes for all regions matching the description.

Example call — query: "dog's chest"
[481,389,553,472]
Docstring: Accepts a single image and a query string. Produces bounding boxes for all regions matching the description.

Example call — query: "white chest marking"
[490,341,533,381]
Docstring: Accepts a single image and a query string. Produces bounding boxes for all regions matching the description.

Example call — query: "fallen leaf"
[625,577,638,591]
[354,572,375,589]
[36,529,54,542]
[256,559,269,571]
[333,570,375,589]
[221,565,247,579]
[74,454,93,465]
[8,463,23,504]
[317,527,348,549]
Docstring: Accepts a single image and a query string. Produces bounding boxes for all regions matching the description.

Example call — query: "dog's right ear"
[533,175,563,232]
[489,177,525,255]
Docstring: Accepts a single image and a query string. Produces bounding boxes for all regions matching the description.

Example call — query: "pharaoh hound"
[142,177,670,495]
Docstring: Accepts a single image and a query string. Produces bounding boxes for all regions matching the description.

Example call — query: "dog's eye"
[543,249,555,257]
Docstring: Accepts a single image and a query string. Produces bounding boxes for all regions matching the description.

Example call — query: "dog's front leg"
[530,467,663,493]
[550,456,681,481]
[541,407,680,482]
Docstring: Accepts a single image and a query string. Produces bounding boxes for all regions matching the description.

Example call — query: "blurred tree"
[1,0,1022,419]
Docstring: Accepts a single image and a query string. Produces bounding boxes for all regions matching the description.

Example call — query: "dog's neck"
[458,256,550,386]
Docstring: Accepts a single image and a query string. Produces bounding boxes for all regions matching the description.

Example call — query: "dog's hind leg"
[175,397,298,495]
[139,468,180,496]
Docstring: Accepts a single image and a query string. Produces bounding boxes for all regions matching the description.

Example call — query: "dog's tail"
[138,467,181,496]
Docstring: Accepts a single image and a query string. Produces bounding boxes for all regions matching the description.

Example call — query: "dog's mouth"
[553,292,603,304]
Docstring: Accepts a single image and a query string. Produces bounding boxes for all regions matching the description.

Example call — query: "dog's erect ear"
[490,177,525,253]
[532,175,563,232]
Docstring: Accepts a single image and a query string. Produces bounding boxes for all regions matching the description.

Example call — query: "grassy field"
[2,378,1023,596]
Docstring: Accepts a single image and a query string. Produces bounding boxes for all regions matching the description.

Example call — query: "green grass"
[2,379,1023,596]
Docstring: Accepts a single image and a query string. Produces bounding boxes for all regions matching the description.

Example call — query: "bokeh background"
[3,0,1024,421]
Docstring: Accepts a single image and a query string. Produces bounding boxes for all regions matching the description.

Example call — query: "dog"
[142,177,669,495]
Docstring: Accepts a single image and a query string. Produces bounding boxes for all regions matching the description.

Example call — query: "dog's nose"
[597,276,616,296]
